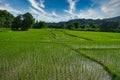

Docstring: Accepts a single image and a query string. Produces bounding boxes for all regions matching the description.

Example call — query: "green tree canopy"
[33,21,48,28]
[12,15,23,31]
[0,10,14,28]
[22,13,34,31]
[67,21,80,30]
[100,21,119,32]
[12,12,34,31]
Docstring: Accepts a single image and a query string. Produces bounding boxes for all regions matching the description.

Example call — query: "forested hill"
[48,16,120,32]
[70,16,120,24]
[105,16,120,22]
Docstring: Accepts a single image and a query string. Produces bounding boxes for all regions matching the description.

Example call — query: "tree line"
[48,18,120,32]
[0,10,34,31]
[0,10,14,28]
[0,10,120,32]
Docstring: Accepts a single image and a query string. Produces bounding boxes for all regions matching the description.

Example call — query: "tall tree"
[0,10,14,28]
[12,15,23,31]
[22,13,34,31]
[12,13,34,31]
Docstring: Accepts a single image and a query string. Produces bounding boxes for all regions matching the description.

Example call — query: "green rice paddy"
[0,29,120,80]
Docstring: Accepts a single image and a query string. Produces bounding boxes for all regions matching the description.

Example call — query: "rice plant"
[0,29,120,80]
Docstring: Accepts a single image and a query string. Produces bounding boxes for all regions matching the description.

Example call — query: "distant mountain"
[48,16,120,32]
[48,16,120,26]
[48,16,120,25]
[67,19,101,25]
[68,16,120,24]
[105,16,120,22]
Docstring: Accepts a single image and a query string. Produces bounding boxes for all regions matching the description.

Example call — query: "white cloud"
[0,0,63,22]
[51,11,58,17]
[1,0,119,22]
[77,9,104,19]
[28,0,64,22]
[0,3,22,15]
[88,0,120,18]
[28,0,46,14]
[29,0,120,22]
[29,7,40,14]
[39,0,45,8]
[64,0,120,20]
[64,0,79,15]
[101,0,120,17]
[29,7,63,22]
[28,0,72,22]
[28,0,120,22]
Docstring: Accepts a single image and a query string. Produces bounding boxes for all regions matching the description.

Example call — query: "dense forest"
[48,17,120,32]
[0,10,120,32]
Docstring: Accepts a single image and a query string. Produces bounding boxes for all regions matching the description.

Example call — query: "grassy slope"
[0,29,120,80]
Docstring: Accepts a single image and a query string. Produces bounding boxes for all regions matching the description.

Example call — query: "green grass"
[0,28,120,80]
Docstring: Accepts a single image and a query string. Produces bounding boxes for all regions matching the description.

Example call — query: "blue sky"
[0,0,120,22]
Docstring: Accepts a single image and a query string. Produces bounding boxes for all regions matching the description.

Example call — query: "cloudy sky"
[0,0,120,22]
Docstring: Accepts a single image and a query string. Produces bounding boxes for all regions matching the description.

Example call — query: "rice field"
[0,29,120,80]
